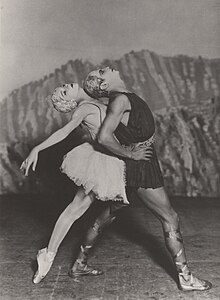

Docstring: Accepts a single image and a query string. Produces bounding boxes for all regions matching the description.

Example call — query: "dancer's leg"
[69,202,126,277]
[48,188,95,253]
[33,187,95,283]
[137,187,211,291]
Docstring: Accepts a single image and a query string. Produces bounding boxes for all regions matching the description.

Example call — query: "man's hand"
[131,145,153,161]
[20,148,39,176]
[124,145,153,161]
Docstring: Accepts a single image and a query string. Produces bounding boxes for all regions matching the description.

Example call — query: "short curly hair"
[51,88,77,113]
[83,74,109,99]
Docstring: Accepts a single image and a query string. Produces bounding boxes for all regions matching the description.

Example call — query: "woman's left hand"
[20,148,39,176]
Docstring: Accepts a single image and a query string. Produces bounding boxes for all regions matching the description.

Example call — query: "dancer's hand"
[20,148,39,176]
[130,145,153,161]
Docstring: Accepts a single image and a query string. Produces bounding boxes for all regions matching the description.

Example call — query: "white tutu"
[60,142,128,204]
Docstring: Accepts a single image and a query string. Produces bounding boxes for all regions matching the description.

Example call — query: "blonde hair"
[51,89,77,113]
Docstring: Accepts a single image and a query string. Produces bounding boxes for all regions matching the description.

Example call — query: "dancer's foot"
[178,273,212,291]
[33,248,55,284]
[69,259,103,277]
[164,229,212,291]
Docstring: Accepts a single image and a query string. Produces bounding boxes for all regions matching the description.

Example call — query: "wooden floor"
[0,195,220,300]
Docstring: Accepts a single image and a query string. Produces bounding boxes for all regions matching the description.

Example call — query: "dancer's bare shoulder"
[110,94,130,114]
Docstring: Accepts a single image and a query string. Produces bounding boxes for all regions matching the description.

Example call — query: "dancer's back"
[78,101,107,140]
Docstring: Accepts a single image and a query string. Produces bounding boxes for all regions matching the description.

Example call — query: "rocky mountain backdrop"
[0,49,220,197]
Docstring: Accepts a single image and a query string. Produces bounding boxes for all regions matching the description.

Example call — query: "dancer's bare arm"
[98,95,152,161]
[21,107,90,176]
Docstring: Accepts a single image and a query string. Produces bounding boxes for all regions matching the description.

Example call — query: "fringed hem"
[121,160,127,187]
[125,151,164,189]
[60,167,129,204]
[59,142,128,204]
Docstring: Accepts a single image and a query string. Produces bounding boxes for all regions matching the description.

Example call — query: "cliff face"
[155,105,220,197]
[0,49,220,196]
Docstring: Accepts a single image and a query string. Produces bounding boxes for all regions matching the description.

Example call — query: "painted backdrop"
[1,49,219,196]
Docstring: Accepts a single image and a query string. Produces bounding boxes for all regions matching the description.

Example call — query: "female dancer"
[21,83,149,284]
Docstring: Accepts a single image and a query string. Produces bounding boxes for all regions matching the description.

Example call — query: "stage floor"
[0,195,220,300]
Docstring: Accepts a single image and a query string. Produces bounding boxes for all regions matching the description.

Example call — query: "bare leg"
[33,187,95,283]
[69,202,126,277]
[48,187,95,253]
[137,186,211,291]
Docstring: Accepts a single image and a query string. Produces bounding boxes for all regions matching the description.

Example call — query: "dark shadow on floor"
[110,207,177,282]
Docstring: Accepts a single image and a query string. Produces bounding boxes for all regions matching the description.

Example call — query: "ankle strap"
[164,229,183,243]
[81,245,92,253]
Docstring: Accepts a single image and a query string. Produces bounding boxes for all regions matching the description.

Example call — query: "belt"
[131,134,155,148]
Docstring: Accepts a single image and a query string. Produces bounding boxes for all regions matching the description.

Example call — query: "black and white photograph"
[0,0,220,299]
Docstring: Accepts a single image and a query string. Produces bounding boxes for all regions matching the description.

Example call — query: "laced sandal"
[164,229,212,292]
[69,259,103,277]
[178,268,212,291]
[33,248,55,284]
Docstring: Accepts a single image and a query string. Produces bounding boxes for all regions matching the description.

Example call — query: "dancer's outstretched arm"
[20,107,88,176]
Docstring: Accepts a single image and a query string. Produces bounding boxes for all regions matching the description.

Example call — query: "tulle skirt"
[60,142,128,204]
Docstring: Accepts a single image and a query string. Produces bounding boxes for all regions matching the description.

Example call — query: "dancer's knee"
[65,199,91,221]
[93,214,116,234]
[163,209,179,229]
[170,210,179,227]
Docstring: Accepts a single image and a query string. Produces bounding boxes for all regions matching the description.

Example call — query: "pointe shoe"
[33,248,55,284]
[178,273,212,291]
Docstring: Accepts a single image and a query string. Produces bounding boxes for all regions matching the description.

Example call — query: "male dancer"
[70,67,211,291]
